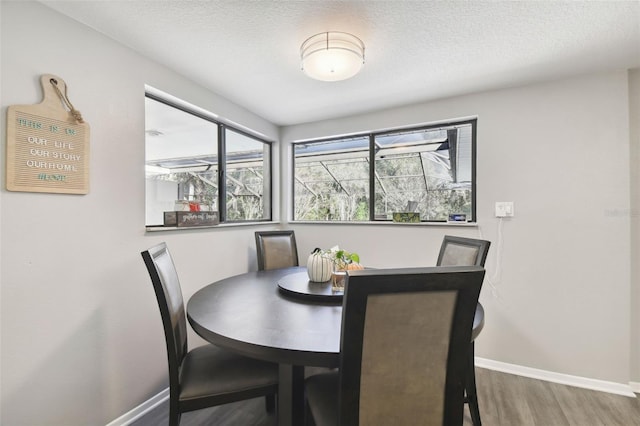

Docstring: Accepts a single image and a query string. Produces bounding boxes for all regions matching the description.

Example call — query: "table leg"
[278,364,305,426]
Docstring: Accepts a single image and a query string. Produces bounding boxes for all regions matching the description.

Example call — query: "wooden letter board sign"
[6,74,90,194]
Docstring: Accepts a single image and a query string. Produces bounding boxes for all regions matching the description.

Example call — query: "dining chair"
[141,242,278,426]
[305,266,485,426]
[437,235,491,426]
[255,230,299,271]
[437,235,491,268]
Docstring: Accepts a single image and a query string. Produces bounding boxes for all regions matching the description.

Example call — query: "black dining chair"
[437,235,491,426]
[141,242,279,426]
[255,230,299,271]
[305,266,485,426]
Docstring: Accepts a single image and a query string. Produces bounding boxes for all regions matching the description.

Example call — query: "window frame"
[145,92,273,229]
[291,118,477,223]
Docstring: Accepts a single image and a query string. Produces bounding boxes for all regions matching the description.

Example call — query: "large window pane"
[374,124,473,221]
[145,97,218,226]
[294,137,370,221]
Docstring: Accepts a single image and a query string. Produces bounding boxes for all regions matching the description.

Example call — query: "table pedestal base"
[278,364,305,426]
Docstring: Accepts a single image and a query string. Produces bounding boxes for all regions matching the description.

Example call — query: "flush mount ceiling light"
[300,31,365,82]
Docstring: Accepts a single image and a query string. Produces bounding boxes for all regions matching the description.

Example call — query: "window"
[224,129,272,221]
[145,94,271,227]
[293,119,475,222]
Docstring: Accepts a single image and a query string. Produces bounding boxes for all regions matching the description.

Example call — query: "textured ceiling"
[40,1,640,126]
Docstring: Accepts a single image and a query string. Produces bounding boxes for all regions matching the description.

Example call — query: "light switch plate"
[495,201,514,217]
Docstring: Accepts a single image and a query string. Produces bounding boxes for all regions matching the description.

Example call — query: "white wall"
[0,2,281,425]
[629,68,640,384]
[1,2,637,425]
[283,71,635,386]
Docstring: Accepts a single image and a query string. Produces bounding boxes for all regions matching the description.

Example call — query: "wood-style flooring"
[131,368,640,426]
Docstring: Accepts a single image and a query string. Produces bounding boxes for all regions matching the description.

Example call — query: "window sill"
[290,220,477,227]
[145,221,279,232]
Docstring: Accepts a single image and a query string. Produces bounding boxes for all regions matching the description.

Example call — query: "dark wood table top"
[187,266,484,366]
[187,266,342,368]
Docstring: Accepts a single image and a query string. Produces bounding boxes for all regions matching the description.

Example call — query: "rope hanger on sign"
[49,77,84,124]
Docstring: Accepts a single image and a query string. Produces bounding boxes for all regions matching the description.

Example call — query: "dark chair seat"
[179,344,278,410]
[305,371,339,426]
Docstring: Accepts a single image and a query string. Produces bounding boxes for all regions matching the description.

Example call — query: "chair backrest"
[339,266,485,425]
[437,235,491,267]
[255,230,299,271]
[141,242,188,394]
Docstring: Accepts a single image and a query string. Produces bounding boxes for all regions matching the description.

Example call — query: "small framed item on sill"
[164,211,219,227]
[447,213,467,223]
[392,212,421,223]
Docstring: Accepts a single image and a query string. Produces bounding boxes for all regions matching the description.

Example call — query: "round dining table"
[186,266,485,426]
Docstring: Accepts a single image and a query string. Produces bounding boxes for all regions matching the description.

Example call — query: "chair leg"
[304,395,315,426]
[169,394,181,426]
[168,408,181,426]
[466,341,482,426]
[265,394,277,413]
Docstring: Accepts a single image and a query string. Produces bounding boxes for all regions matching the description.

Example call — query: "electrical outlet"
[495,201,514,217]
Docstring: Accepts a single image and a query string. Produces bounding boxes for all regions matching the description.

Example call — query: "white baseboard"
[476,357,637,398]
[630,381,640,394]
[106,388,169,426]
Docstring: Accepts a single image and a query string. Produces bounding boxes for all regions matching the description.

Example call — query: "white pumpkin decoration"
[307,249,333,282]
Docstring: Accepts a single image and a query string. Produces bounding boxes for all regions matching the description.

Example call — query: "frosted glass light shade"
[300,32,365,82]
